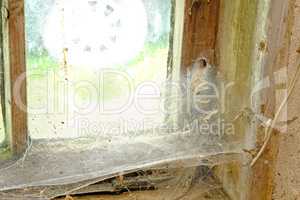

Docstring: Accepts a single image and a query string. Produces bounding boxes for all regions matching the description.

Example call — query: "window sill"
[0,131,243,198]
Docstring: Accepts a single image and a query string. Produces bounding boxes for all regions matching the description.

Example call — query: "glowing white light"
[43,0,148,68]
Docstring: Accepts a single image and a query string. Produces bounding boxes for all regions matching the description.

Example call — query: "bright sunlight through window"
[25,0,172,139]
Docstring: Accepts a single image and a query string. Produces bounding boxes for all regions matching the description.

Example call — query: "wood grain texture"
[181,0,220,71]
[273,0,300,199]
[7,0,28,155]
[213,0,289,199]
[0,1,6,140]
[212,1,259,198]
[54,177,229,200]
[249,0,291,199]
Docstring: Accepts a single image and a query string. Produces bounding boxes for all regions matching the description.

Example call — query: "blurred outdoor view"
[25,0,172,138]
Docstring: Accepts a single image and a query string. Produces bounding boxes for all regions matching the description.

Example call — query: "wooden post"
[181,0,220,71]
[5,0,28,155]
[249,0,290,199]
[178,0,220,128]
[214,0,290,199]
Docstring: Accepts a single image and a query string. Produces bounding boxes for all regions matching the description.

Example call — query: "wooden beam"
[0,0,7,144]
[6,0,28,155]
[213,0,290,199]
[181,0,220,71]
[176,0,222,198]
[178,0,220,131]
[249,0,291,199]
[214,1,260,198]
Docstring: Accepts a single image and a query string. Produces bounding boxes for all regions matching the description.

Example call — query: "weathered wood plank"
[249,0,291,199]
[214,1,259,199]
[7,0,28,155]
[0,1,6,142]
[181,0,220,70]
[214,0,290,199]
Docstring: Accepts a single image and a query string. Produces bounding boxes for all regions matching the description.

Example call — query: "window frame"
[0,0,291,199]
[1,0,28,157]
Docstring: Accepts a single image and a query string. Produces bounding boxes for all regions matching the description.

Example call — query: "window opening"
[25,0,172,139]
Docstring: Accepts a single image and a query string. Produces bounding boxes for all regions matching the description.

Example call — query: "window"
[0,0,291,199]
[25,0,172,139]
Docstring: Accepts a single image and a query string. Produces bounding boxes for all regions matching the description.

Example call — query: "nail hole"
[199,58,208,68]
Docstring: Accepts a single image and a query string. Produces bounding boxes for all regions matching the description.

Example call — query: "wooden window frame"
[1,0,28,157]
[0,0,291,199]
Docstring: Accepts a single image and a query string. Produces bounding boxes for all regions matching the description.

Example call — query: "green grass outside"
[26,39,169,104]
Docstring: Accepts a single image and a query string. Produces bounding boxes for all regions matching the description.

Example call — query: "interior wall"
[273,0,300,199]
